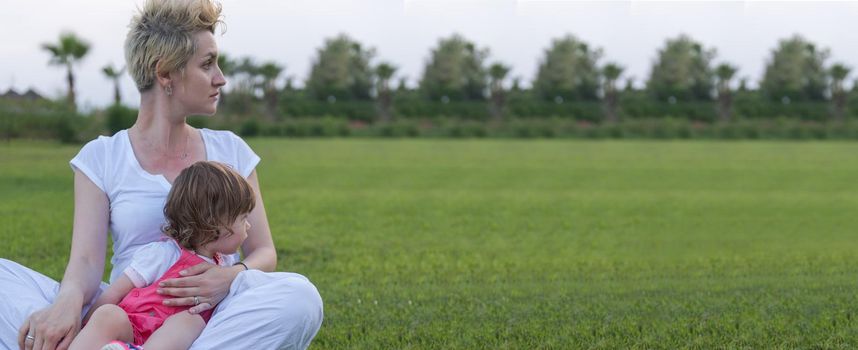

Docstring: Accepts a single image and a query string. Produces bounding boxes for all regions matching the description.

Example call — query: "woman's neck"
[132,92,190,152]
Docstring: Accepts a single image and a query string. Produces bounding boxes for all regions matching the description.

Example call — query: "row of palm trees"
[40,32,854,124]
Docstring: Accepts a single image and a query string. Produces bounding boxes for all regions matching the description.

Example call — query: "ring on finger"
[193,296,200,305]
[25,334,35,341]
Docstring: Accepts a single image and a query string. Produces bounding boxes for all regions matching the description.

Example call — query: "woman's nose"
[213,66,227,88]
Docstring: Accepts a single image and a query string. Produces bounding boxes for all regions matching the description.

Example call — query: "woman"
[0,1,323,349]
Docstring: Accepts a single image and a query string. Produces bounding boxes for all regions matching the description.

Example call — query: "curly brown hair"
[163,161,255,250]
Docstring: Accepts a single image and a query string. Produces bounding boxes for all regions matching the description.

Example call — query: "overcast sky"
[1,0,855,110]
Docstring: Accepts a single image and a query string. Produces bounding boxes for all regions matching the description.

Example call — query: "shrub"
[105,104,137,134]
[239,118,261,137]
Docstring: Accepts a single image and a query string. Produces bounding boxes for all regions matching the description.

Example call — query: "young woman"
[0,1,322,349]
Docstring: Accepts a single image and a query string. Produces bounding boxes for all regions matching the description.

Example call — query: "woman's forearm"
[240,246,277,272]
[242,171,278,273]
[58,255,105,310]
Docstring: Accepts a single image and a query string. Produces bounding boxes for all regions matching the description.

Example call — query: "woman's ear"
[154,59,172,90]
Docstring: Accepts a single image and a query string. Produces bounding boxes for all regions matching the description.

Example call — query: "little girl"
[69,161,256,350]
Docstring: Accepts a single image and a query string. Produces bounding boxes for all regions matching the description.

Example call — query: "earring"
[165,85,173,96]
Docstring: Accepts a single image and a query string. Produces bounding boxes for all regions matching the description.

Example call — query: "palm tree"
[102,64,126,106]
[257,61,283,119]
[829,63,851,122]
[715,63,738,122]
[488,62,511,122]
[375,62,397,123]
[42,32,90,109]
[602,63,624,123]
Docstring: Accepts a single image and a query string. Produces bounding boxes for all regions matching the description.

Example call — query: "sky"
[0,0,856,110]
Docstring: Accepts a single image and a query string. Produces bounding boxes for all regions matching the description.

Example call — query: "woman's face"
[171,31,226,116]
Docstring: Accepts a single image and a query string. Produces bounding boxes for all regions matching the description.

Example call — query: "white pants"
[0,258,323,350]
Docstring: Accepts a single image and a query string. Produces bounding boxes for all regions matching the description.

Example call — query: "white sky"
[0,0,855,110]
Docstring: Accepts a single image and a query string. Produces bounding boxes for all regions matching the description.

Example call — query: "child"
[69,161,256,350]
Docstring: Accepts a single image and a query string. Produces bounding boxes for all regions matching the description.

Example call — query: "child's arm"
[81,275,136,324]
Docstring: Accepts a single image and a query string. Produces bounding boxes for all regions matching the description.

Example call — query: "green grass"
[3,139,858,349]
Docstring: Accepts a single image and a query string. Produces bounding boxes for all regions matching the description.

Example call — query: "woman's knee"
[252,273,323,324]
[287,275,323,318]
[274,275,323,345]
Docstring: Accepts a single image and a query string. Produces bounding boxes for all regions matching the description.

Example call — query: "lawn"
[2,139,858,349]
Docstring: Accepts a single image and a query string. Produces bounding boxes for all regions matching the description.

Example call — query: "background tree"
[760,35,829,101]
[41,32,90,109]
[101,63,125,106]
[828,63,851,121]
[397,77,409,92]
[236,57,262,96]
[217,53,238,106]
[219,56,262,114]
[532,35,602,101]
[419,34,488,101]
[602,62,624,123]
[624,77,636,92]
[257,61,284,118]
[715,63,738,122]
[738,78,749,92]
[647,35,715,101]
[284,76,295,92]
[375,62,397,123]
[488,62,511,122]
[306,34,375,100]
[510,77,522,92]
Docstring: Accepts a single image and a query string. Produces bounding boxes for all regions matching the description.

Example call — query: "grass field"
[3,139,858,349]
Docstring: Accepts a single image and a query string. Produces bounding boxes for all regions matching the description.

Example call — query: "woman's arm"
[157,170,277,313]
[18,170,109,350]
[237,170,277,271]
[64,170,111,313]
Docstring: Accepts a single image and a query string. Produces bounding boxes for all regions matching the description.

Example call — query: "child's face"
[210,214,251,255]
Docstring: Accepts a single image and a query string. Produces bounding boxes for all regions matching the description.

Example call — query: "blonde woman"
[0,1,322,349]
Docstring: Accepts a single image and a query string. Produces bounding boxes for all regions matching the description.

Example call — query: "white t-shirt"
[124,239,237,288]
[69,128,260,283]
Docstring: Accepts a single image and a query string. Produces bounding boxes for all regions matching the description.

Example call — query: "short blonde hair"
[163,161,255,251]
[125,0,223,92]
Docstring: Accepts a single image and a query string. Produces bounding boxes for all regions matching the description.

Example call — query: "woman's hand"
[157,262,244,314]
[17,299,82,350]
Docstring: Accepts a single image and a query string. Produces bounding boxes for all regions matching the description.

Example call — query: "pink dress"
[117,248,216,345]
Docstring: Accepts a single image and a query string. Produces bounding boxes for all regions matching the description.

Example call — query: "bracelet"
[234,262,249,270]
